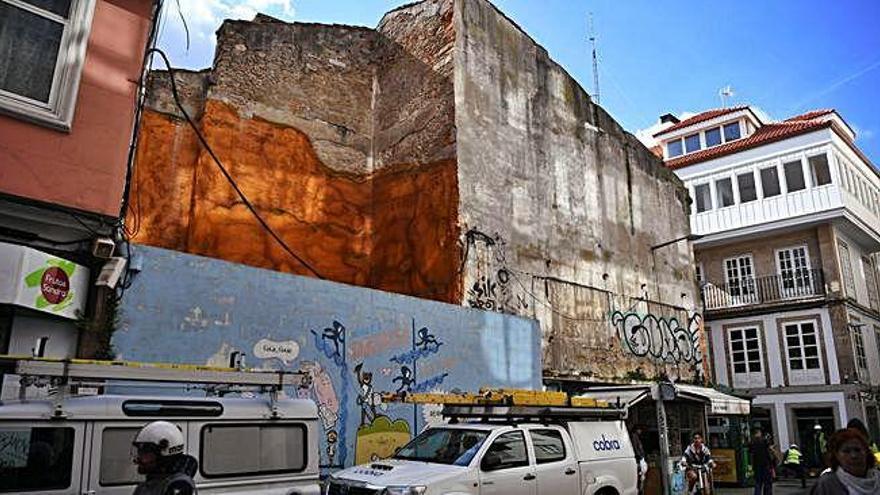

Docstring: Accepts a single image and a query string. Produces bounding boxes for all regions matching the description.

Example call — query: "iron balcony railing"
[701,268,825,310]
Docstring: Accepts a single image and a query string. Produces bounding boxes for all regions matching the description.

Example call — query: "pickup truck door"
[478,430,536,495]
[527,427,579,495]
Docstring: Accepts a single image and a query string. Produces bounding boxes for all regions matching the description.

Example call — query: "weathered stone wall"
[453,0,701,381]
[131,6,461,302]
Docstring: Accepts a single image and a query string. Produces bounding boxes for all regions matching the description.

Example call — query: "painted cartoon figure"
[326,430,338,464]
[321,320,346,358]
[393,365,415,394]
[416,327,441,352]
[300,361,339,430]
[354,363,378,426]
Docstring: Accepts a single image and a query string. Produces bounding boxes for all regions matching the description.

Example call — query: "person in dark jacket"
[811,428,880,495]
[749,429,773,495]
[132,421,198,495]
[630,425,648,495]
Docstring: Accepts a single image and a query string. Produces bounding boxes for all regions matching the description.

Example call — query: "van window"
[0,426,74,492]
[201,423,306,477]
[529,429,566,464]
[100,428,143,486]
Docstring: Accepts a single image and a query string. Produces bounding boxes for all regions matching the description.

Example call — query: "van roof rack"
[0,355,307,418]
[382,389,626,420]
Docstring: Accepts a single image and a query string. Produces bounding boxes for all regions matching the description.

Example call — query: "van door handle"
[565,468,577,475]
[524,473,536,481]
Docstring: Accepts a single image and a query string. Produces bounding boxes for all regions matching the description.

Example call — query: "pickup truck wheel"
[595,487,619,495]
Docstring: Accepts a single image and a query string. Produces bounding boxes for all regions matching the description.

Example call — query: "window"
[723,122,741,141]
[737,172,757,203]
[725,255,756,301]
[394,428,488,466]
[667,139,683,158]
[839,241,856,297]
[729,327,762,374]
[482,431,529,470]
[863,256,879,311]
[201,423,306,477]
[100,428,142,486]
[784,322,821,371]
[852,323,868,375]
[809,154,832,186]
[685,133,701,153]
[777,246,812,297]
[529,429,566,464]
[0,426,74,492]
[0,0,94,130]
[716,178,734,207]
[784,160,806,192]
[760,166,781,197]
[694,183,712,213]
[695,264,704,285]
[705,127,722,147]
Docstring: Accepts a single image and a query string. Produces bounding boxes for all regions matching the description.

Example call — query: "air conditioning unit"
[92,237,116,259]
[95,257,127,288]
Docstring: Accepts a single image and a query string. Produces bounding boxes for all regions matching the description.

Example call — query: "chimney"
[659,113,680,125]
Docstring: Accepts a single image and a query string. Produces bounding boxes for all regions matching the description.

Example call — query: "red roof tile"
[784,109,834,122]
[665,120,833,170]
[653,106,750,137]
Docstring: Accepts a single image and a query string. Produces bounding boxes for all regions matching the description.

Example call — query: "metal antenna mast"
[589,13,600,104]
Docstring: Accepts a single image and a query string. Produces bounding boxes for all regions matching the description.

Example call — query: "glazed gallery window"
[723,122,741,141]
[694,183,712,213]
[0,0,94,129]
[784,321,821,371]
[667,139,684,158]
[760,166,781,198]
[809,154,832,186]
[715,178,735,207]
[705,126,722,147]
[685,133,701,153]
[784,159,806,192]
[737,172,758,203]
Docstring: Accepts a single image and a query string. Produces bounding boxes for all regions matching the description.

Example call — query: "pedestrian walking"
[811,428,880,495]
[132,421,198,495]
[750,429,774,495]
[630,424,648,495]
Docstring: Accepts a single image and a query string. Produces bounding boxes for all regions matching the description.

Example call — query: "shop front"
[0,242,89,398]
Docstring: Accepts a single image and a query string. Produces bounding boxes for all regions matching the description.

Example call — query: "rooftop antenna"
[719,85,734,108]
[589,12,600,105]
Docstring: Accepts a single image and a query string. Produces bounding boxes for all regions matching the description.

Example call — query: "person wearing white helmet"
[132,421,198,495]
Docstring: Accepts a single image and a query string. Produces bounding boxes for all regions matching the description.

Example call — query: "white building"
[652,106,880,466]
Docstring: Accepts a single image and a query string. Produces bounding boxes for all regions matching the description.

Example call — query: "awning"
[573,385,651,410]
[677,384,750,415]
[573,384,750,416]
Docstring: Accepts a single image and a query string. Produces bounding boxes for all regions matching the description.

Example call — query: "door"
[479,430,536,495]
[0,421,84,495]
[84,421,187,495]
[724,256,757,305]
[527,428,578,495]
[777,246,813,298]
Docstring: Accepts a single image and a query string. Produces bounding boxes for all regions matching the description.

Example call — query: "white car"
[326,418,637,495]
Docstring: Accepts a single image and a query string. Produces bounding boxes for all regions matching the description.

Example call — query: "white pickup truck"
[325,412,637,495]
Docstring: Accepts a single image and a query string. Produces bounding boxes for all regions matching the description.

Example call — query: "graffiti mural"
[610,310,703,365]
[113,245,542,473]
[464,230,528,314]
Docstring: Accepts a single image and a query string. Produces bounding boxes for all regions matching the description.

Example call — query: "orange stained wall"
[131,101,462,303]
[0,0,154,218]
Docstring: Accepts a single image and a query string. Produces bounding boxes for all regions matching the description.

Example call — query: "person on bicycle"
[681,432,715,495]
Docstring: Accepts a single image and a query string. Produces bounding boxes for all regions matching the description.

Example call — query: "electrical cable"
[147,47,324,279]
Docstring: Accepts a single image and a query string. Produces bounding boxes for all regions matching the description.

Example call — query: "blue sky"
[157,0,880,165]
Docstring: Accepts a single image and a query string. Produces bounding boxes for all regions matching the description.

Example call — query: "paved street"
[717,479,815,495]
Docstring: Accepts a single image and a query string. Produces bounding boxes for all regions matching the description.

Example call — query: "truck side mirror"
[481,452,503,471]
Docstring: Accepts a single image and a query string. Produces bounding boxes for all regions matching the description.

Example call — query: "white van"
[0,395,321,495]
[326,413,637,495]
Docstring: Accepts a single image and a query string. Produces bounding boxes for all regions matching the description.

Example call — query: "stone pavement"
[716,479,814,495]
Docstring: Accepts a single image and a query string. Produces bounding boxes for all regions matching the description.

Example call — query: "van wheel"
[596,488,619,495]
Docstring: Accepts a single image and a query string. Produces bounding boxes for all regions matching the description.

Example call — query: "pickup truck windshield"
[394,428,488,466]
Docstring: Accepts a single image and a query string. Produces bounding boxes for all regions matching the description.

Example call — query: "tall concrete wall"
[129,0,704,383]
[453,0,700,380]
[114,245,541,469]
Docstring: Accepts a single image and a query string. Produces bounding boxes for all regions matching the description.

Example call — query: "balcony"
[701,268,826,311]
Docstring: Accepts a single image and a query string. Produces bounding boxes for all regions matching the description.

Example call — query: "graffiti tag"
[610,311,703,364]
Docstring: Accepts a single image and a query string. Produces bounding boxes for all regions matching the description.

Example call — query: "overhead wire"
[147,47,323,279]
